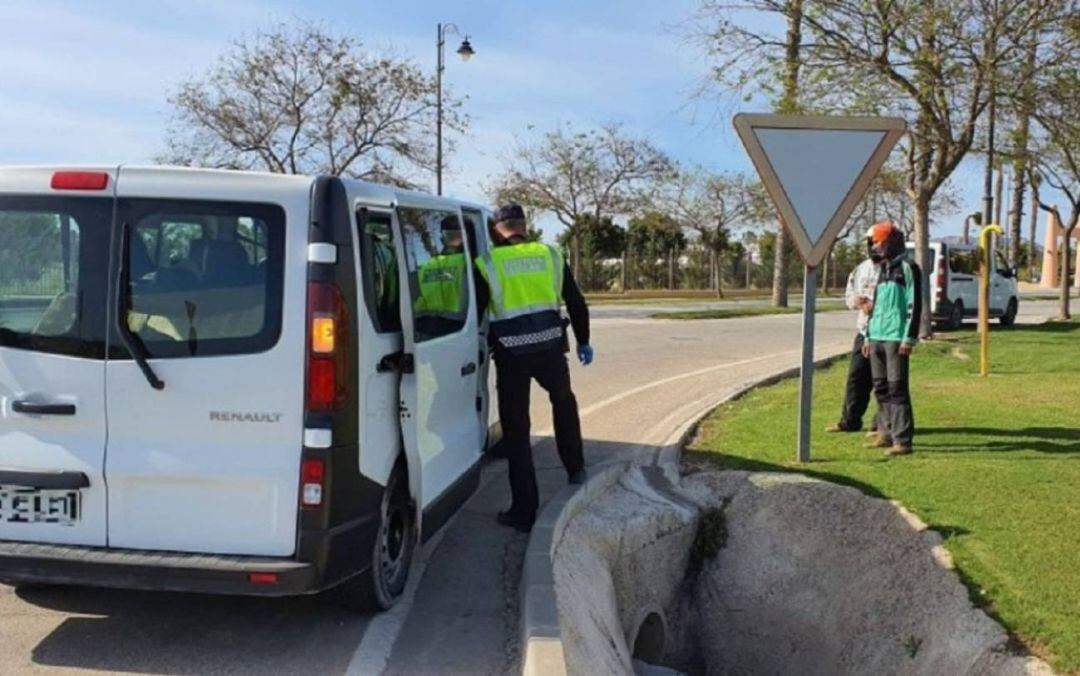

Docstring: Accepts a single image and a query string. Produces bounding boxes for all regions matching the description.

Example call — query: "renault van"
[0,166,498,610]
[908,240,1019,330]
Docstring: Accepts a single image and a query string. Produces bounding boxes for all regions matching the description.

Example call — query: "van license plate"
[0,488,80,525]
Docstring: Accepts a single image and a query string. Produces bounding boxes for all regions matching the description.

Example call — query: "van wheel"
[339,464,415,612]
[1000,298,1018,326]
[947,301,964,331]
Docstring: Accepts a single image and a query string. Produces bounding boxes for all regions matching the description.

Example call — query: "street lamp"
[436,23,474,196]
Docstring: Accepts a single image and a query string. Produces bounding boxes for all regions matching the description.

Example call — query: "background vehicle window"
[995,251,1011,276]
[119,199,284,359]
[396,207,471,342]
[0,196,111,357]
[358,210,401,333]
[949,249,978,276]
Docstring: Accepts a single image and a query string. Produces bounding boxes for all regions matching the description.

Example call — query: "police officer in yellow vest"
[414,216,467,338]
[475,204,592,533]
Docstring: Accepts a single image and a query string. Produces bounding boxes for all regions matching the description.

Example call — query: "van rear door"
[0,168,114,546]
[104,169,311,556]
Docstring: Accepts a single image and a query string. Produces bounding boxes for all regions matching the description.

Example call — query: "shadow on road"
[17,583,368,675]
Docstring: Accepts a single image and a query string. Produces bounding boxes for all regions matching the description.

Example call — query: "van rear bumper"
[0,541,317,597]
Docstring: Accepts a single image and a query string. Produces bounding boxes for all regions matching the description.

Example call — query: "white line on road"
[576,349,803,421]
[346,527,448,676]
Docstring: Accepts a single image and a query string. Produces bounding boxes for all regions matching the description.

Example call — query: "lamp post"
[436,23,474,196]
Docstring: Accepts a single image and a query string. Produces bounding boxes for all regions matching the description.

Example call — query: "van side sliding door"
[390,198,482,540]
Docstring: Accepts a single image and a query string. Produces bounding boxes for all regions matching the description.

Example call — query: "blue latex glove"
[577,344,594,366]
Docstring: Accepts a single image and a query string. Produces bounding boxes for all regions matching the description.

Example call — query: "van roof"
[0,165,487,212]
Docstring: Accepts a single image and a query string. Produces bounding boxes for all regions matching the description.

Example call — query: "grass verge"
[651,302,844,320]
[686,320,1080,672]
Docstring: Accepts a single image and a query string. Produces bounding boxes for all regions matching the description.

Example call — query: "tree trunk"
[668,248,676,290]
[572,229,582,283]
[772,224,791,307]
[1011,35,1037,268]
[620,250,628,294]
[714,247,724,299]
[822,252,830,295]
[1062,223,1076,320]
[771,0,802,308]
[1028,189,1039,280]
[1009,163,1027,267]
[993,166,1004,227]
[746,249,752,289]
[913,191,934,338]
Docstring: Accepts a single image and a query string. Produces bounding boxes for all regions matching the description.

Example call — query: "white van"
[909,240,1019,330]
[0,166,499,610]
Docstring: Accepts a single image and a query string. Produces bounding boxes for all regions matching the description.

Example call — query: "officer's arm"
[562,263,590,346]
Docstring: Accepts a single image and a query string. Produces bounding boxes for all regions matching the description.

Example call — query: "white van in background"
[909,240,1019,330]
[0,166,498,610]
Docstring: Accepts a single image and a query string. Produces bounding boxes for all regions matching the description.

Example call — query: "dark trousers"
[869,341,915,447]
[495,348,585,521]
[840,333,874,431]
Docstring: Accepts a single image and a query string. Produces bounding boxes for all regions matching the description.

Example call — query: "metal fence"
[0,264,68,298]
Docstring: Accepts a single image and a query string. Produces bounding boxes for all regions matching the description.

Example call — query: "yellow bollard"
[979,224,1004,377]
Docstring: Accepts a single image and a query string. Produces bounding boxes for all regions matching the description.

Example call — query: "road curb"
[519,350,849,675]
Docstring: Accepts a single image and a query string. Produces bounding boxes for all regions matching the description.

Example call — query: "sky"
[0,0,1057,245]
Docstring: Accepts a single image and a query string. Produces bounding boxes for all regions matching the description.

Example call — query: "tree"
[161,22,462,187]
[491,124,672,282]
[1028,18,1080,319]
[665,169,759,297]
[626,212,686,290]
[555,215,627,292]
[692,0,813,307]
[796,0,1057,337]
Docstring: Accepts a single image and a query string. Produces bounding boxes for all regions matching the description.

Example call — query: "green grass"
[651,301,844,320]
[686,320,1080,672]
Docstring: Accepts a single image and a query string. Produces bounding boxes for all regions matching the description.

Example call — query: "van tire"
[339,463,415,612]
[1000,298,1018,326]
[947,301,965,331]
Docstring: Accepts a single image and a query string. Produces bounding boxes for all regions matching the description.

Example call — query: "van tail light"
[300,458,326,508]
[936,255,948,302]
[248,572,279,585]
[305,282,348,413]
[51,171,109,191]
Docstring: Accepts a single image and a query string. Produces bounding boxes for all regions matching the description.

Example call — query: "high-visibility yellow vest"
[415,253,466,318]
[476,242,565,353]
[475,242,563,321]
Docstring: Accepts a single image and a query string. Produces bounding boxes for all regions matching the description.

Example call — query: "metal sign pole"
[797,265,818,463]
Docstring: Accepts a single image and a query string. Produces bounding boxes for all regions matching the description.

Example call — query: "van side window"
[396,207,471,342]
[0,196,111,358]
[357,210,401,334]
[118,199,285,359]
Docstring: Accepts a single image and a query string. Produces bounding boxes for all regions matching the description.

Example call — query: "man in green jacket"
[862,222,921,456]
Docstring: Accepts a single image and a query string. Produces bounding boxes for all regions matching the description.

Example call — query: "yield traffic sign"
[733,114,906,268]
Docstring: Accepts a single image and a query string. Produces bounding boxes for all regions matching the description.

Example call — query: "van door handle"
[461,362,477,377]
[12,401,76,416]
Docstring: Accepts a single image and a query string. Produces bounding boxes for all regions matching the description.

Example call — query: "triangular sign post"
[733,114,907,462]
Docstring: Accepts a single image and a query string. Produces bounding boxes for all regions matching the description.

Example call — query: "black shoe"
[496,510,534,533]
[568,469,588,485]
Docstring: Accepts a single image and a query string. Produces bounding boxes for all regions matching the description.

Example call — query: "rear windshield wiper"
[117,222,165,390]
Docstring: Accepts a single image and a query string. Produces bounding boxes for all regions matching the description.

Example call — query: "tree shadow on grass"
[917,426,1080,455]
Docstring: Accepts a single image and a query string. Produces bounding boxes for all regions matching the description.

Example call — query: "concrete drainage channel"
[520,361,1055,676]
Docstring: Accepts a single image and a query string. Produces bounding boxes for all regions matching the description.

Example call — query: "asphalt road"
[0,300,1059,675]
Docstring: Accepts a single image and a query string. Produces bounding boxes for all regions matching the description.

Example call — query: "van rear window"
[118,199,285,359]
[0,196,111,358]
